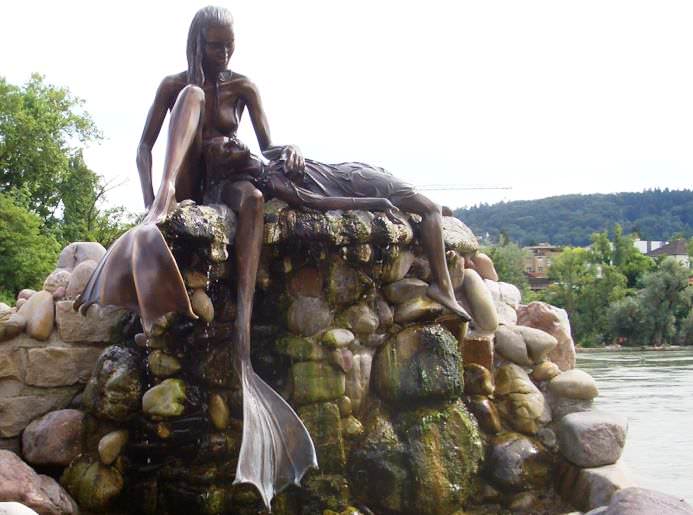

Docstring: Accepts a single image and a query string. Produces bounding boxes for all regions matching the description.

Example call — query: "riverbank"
[576,345,686,353]
[577,348,693,504]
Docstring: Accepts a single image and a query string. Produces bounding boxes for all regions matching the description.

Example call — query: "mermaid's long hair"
[186,6,234,86]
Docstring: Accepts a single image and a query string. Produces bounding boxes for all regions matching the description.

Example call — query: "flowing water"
[576,348,693,503]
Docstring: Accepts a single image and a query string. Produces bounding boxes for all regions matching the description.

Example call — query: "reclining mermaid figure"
[75,5,471,511]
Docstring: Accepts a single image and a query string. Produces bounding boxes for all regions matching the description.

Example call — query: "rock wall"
[1,200,689,515]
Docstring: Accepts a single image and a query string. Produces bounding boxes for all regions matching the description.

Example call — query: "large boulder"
[460,269,497,333]
[549,369,599,400]
[82,346,143,422]
[601,487,693,515]
[517,301,576,370]
[373,324,463,404]
[495,363,549,434]
[484,432,552,493]
[396,402,483,515]
[0,450,78,514]
[558,410,627,468]
[21,410,84,467]
[56,242,106,272]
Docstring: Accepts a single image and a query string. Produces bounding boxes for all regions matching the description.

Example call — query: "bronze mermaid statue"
[76,5,471,510]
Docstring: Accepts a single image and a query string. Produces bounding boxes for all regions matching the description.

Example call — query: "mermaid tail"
[235,360,318,510]
[74,223,196,334]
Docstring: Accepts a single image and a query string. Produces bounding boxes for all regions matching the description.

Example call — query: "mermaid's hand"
[383,200,408,225]
[282,145,305,176]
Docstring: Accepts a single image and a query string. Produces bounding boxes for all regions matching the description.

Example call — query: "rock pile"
[1,201,687,515]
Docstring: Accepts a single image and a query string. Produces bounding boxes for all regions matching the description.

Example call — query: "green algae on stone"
[142,378,187,418]
[322,329,356,349]
[147,350,182,378]
[396,401,483,515]
[301,474,351,514]
[61,454,124,512]
[292,362,346,404]
[373,324,463,404]
[348,405,413,513]
[327,258,366,306]
[277,335,327,361]
[298,402,346,474]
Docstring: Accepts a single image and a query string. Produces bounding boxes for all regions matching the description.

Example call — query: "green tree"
[0,74,132,246]
[0,192,61,302]
[0,74,100,222]
[639,257,691,346]
[482,242,530,295]
[541,247,627,346]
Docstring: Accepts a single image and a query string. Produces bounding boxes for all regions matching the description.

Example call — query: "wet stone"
[383,278,429,304]
[339,303,379,336]
[142,378,187,418]
[297,402,346,474]
[98,430,128,466]
[321,328,355,348]
[61,454,124,512]
[291,362,346,404]
[394,296,445,324]
[484,432,552,493]
[466,395,502,434]
[464,363,494,396]
[276,335,326,361]
[147,350,182,378]
[288,296,333,337]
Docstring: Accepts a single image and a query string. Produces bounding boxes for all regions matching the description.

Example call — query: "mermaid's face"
[203,24,235,71]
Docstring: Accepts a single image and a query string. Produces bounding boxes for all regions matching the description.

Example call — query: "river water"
[576,349,693,503]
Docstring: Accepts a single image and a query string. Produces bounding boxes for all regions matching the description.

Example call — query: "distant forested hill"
[453,189,693,246]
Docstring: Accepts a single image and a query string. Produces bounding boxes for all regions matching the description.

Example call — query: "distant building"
[524,243,563,290]
[633,240,666,254]
[646,239,691,268]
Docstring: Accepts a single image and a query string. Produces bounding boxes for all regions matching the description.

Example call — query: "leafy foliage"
[481,242,530,296]
[454,189,693,246]
[0,75,134,300]
[0,192,61,301]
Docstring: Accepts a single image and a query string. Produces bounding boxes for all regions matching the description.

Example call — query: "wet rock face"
[373,324,463,404]
[484,433,552,493]
[82,346,143,422]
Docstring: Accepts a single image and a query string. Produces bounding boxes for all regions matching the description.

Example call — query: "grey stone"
[570,461,639,511]
[550,369,599,400]
[513,325,558,363]
[64,260,98,300]
[287,296,333,337]
[484,432,552,493]
[21,409,84,467]
[603,487,693,514]
[55,300,125,343]
[558,410,627,467]
[340,303,379,335]
[82,346,143,423]
[56,242,106,272]
[495,325,532,366]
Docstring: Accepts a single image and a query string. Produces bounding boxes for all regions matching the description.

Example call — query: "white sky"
[1,0,692,213]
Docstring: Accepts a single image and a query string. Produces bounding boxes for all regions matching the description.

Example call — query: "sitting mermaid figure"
[77,5,471,510]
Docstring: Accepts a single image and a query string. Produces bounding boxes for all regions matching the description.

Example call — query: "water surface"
[577,349,693,503]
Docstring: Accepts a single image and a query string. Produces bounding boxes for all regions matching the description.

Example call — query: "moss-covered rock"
[298,402,346,474]
[277,335,327,361]
[292,362,346,404]
[397,401,483,515]
[61,454,124,512]
[82,346,143,422]
[142,378,187,418]
[373,324,463,404]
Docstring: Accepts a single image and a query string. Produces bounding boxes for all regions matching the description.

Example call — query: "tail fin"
[234,362,318,510]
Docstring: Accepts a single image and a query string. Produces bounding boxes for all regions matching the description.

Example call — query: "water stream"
[576,348,693,503]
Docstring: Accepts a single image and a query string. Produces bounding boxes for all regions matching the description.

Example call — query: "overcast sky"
[1,0,692,213]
